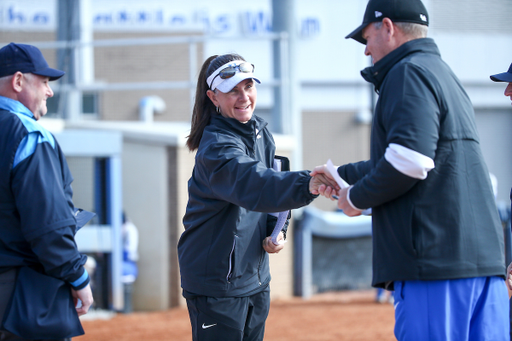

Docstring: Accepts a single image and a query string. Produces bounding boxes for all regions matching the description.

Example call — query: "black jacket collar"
[209,113,268,149]
[361,38,440,92]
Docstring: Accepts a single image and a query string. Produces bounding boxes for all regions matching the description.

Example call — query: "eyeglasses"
[209,62,255,89]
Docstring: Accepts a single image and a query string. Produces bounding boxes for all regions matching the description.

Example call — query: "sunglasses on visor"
[209,62,255,89]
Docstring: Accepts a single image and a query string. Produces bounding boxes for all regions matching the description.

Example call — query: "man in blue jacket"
[313,0,508,339]
[0,43,93,340]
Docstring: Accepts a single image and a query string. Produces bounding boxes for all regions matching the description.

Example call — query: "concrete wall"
[475,109,512,202]
[93,31,203,122]
[266,144,295,300]
[302,110,371,212]
[122,140,171,310]
[168,143,196,307]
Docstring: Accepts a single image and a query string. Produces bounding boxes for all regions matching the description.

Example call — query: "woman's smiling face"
[207,78,257,123]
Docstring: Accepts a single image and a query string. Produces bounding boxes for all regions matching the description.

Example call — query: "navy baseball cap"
[346,0,429,45]
[0,43,64,81]
[490,63,512,83]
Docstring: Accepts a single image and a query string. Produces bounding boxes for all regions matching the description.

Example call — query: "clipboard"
[74,208,96,231]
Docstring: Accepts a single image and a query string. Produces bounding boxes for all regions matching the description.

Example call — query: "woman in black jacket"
[178,53,336,341]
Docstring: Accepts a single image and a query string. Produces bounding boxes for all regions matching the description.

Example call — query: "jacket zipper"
[257,247,264,285]
[226,237,236,282]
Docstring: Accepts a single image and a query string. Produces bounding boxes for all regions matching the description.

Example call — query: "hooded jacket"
[179,113,315,297]
[338,38,504,288]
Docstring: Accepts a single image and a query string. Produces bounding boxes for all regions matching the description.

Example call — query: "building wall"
[0,31,55,46]
[170,143,195,307]
[93,31,203,122]
[0,30,202,122]
[66,157,96,213]
[122,140,171,311]
[302,110,371,212]
[266,147,295,300]
[475,109,512,201]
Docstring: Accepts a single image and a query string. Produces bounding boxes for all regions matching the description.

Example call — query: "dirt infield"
[75,290,396,341]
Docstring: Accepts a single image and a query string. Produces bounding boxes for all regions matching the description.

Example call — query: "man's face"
[18,73,53,120]
[362,22,392,64]
[505,82,512,105]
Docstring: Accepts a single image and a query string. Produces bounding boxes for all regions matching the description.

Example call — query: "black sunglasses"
[209,62,255,89]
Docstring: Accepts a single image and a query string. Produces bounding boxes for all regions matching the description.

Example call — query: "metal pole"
[272,4,284,134]
[509,188,512,340]
[189,42,198,117]
[56,0,81,121]
[272,0,303,170]
[108,156,124,311]
[507,188,512,266]
[79,0,94,86]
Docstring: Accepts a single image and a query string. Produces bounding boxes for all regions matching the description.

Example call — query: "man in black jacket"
[313,0,508,339]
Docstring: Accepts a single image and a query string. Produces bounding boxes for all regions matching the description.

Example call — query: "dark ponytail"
[186,53,246,151]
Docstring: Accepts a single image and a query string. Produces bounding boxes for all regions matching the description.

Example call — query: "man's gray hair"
[373,21,428,39]
[0,75,11,87]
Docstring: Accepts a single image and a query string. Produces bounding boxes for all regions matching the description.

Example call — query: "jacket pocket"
[226,236,237,282]
[2,267,84,339]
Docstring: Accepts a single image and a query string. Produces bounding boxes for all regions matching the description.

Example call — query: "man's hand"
[309,165,340,196]
[71,284,93,316]
[335,186,362,217]
[310,164,340,200]
[263,232,285,254]
[507,262,512,293]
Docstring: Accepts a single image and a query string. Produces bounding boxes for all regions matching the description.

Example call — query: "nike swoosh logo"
[202,323,217,329]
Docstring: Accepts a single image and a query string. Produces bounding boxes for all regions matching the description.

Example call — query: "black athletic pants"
[185,287,270,341]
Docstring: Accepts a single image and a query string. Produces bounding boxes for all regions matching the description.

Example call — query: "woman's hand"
[507,262,512,295]
[262,232,286,254]
[309,165,340,196]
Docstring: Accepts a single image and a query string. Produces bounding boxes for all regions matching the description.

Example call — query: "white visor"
[206,60,261,93]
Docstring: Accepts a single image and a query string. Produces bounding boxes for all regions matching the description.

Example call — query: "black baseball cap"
[0,43,65,81]
[346,0,429,45]
[490,63,512,83]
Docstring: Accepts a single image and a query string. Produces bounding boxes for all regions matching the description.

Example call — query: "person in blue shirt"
[0,43,93,340]
[121,212,139,314]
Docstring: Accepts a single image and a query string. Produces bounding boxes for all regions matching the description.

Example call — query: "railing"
[2,33,290,127]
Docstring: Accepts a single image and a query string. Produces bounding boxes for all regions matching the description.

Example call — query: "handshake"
[308,163,363,217]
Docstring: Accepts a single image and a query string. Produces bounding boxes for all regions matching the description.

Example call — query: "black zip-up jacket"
[338,38,505,289]
[179,114,315,297]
